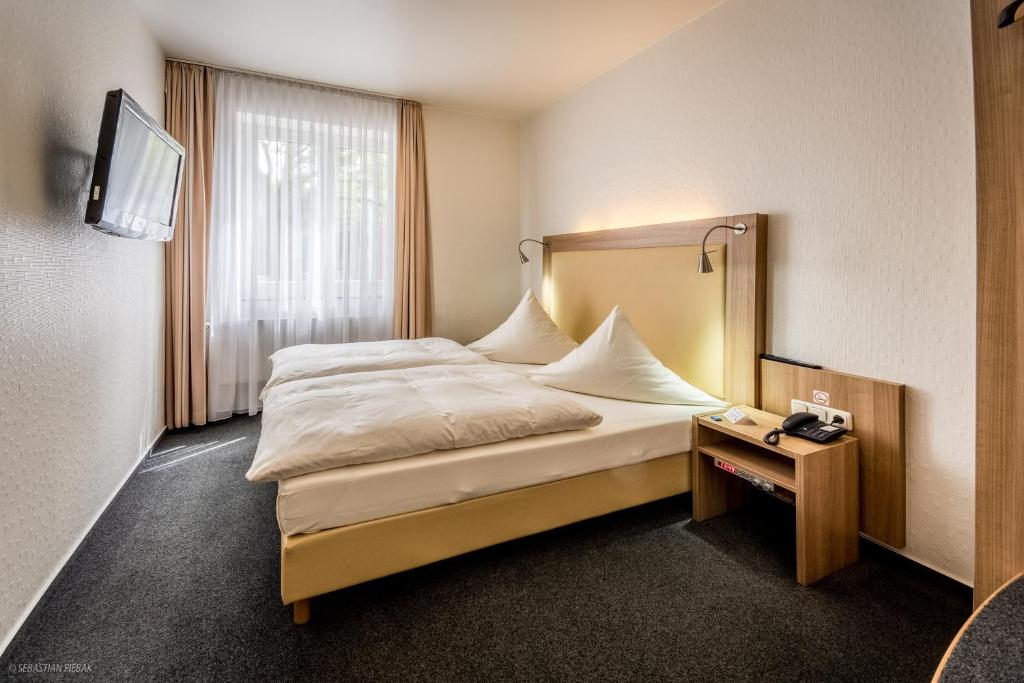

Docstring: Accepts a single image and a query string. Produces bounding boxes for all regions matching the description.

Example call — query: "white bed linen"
[260,337,489,398]
[276,381,701,535]
[249,364,602,481]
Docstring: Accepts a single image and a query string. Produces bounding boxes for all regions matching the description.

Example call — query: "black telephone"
[763,412,848,446]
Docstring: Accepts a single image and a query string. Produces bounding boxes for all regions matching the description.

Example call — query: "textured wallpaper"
[521,0,976,582]
[0,0,165,652]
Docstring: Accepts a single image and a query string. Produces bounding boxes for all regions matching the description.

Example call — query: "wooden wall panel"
[761,359,906,548]
[724,214,767,407]
[973,0,1024,606]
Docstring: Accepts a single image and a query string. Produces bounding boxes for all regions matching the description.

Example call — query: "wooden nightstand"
[692,406,860,585]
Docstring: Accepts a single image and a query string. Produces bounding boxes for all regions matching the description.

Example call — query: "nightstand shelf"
[692,406,860,585]
[698,441,796,491]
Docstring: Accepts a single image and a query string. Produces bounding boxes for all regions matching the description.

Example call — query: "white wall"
[521,0,976,582]
[0,0,166,652]
[424,106,521,343]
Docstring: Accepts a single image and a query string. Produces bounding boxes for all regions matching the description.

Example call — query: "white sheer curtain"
[207,72,397,420]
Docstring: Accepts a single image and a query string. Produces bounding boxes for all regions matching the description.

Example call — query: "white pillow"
[467,290,579,364]
[529,306,725,406]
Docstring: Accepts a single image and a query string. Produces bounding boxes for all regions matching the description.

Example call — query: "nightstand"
[692,406,860,585]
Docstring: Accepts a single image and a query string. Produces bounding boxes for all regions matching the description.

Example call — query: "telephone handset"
[763,411,848,446]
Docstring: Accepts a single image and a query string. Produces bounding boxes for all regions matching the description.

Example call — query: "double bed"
[276,363,703,536]
[257,214,768,623]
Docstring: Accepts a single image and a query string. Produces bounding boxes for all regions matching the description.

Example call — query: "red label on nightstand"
[715,459,737,474]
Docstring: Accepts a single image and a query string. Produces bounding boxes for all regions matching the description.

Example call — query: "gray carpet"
[2,414,971,682]
[939,575,1024,681]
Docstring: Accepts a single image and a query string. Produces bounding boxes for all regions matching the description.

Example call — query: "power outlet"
[825,407,854,432]
[791,399,827,421]
[790,399,854,432]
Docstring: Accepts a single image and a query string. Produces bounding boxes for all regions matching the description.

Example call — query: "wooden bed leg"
[292,599,310,625]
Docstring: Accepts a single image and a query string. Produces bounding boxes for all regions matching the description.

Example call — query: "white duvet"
[247,365,603,482]
[260,337,489,399]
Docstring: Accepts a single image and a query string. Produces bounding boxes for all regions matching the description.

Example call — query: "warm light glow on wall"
[541,269,554,314]
[570,205,723,235]
[541,207,725,314]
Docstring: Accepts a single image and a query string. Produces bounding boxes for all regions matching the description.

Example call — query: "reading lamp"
[697,223,748,274]
[518,238,547,264]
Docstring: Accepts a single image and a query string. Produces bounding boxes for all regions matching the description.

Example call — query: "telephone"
[763,411,848,446]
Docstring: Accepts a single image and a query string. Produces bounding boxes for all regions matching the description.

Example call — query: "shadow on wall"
[761,210,794,350]
[43,110,95,228]
[0,104,95,232]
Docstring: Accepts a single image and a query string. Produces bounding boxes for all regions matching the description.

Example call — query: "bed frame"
[282,214,768,623]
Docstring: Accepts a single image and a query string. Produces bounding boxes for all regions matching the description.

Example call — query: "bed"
[272,214,767,623]
[276,365,703,536]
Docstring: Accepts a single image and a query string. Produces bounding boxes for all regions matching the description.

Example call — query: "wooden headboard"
[542,214,767,405]
[761,359,906,548]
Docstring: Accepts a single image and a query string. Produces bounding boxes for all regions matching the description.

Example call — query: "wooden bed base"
[281,453,690,623]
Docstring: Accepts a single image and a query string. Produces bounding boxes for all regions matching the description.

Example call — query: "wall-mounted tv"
[85,89,185,241]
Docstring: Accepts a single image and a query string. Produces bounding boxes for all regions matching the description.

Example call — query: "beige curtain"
[164,62,215,428]
[394,100,432,339]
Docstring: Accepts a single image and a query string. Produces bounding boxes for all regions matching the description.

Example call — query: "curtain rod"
[165,57,408,103]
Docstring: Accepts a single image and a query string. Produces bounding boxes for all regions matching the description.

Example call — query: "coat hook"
[998,0,1024,28]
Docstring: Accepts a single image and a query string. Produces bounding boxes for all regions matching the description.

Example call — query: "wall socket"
[790,399,854,432]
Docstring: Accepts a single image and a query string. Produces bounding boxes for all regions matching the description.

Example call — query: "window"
[206,72,397,418]
[240,115,394,309]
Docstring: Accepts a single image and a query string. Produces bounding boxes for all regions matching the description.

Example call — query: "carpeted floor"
[2,414,971,682]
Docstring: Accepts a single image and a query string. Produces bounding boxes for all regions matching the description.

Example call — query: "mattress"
[276,362,703,535]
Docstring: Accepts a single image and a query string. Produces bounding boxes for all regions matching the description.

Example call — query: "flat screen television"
[85,89,185,241]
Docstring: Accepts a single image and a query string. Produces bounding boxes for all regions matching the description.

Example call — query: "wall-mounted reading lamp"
[999,0,1024,27]
[697,223,747,274]
[518,238,547,264]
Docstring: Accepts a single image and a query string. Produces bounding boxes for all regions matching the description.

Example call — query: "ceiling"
[133,0,721,119]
